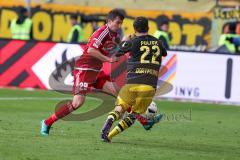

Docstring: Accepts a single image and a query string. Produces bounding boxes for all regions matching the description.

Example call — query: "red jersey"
[75,25,120,70]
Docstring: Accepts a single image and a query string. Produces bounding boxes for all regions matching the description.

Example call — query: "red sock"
[44,102,74,126]
[136,115,148,125]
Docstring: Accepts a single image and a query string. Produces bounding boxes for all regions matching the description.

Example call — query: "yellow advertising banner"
[0,1,212,51]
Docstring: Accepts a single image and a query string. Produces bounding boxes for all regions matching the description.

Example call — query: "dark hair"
[229,22,236,34]
[107,9,125,21]
[70,14,78,20]
[17,6,27,15]
[160,20,169,26]
[133,16,149,33]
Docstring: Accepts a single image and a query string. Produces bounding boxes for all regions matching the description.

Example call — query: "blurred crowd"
[10,6,240,54]
[217,22,240,53]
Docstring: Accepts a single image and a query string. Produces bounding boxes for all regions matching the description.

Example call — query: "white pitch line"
[0,97,100,101]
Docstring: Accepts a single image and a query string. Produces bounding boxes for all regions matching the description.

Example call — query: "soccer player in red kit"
[40,9,124,135]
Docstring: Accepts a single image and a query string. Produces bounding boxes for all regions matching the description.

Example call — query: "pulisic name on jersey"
[140,41,158,46]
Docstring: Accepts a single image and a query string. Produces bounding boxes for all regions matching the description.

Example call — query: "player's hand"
[119,41,132,53]
[108,55,119,63]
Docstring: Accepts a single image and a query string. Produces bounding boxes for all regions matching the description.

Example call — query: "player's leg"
[125,103,163,131]
[137,113,163,131]
[101,104,128,141]
[101,84,132,142]
[40,95,85,135]
[95,72,123,141]
[131,86,162,131]
[102,81,119,97]
[101,84,135,142]
[41,69,89,135]
[94,70,120,97]
[107,85,155,141]
[102,80,162,132]
[107,106,163,140]
[107,112,136,141]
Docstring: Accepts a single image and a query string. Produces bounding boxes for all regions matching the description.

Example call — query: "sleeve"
[119,40,132,53]
[114,40,132,57]
[161,46,167,57]
[157,39,167,57]
[159,36,169,50]
[88,29,107,50]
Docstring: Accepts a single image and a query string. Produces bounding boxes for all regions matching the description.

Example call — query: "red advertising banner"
[0,39,127,89]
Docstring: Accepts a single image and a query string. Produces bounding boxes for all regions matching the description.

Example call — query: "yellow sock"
[107,111,120,121]
[108,126,121,140]
[108,115,135,140]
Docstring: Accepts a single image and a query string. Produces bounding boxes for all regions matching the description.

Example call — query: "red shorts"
[72,69,113,95]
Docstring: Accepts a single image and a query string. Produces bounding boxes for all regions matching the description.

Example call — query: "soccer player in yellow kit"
[101,16,167,142]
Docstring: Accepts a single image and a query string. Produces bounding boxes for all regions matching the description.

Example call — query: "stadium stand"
[12,0,216,12]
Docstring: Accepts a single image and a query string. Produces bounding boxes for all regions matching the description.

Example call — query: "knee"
[112,88,119,96]
[103,82,119,96]
[115,105,126,115]
[112,85,120,95]
[72,96,85,110]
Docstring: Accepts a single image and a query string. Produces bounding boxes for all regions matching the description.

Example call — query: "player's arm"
[88,47,118,63]
[122,34,136,41]
[115,35,134,57]
[88,30,119,62]
[161,46,167,57]
[159,36,169,50]
[158,40,167,57]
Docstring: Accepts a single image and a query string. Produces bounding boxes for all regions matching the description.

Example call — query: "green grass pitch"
[0,88,239,160]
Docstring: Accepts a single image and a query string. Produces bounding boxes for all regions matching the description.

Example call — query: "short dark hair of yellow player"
[133,16,149,33]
